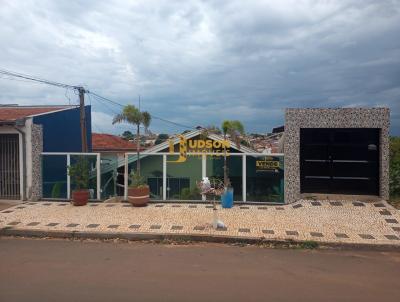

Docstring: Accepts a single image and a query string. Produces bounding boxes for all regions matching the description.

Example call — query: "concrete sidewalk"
[1,200,400,248]
[0,200,21,211]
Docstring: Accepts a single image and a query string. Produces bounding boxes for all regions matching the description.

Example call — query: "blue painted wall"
[33,106,92,152]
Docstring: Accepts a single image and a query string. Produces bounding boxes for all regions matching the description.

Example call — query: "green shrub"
[180,188,191,200]
[299,241,319,249]
[68,157,89,190]
[180,187,201,200]
[390,137,400,198]
[130,172,147,188]
[51,182,63,198]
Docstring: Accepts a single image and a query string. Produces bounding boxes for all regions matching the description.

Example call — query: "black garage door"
[300,128,379,195]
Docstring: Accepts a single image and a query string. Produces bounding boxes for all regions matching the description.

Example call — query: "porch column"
[18,132,24,200]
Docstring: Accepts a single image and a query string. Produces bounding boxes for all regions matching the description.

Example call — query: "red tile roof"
[92,133,144,152]
[0,106,70,122]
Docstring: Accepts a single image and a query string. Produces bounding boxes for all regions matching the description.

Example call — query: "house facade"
[0,105,391,204]
[122,130,284,203]
[0,105,91,200]
[284,108,390,203]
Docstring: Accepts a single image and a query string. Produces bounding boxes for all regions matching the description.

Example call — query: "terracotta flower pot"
[128,186,149,207]
[72,189,89,206]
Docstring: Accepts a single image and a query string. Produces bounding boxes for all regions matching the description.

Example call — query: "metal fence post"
[67,154,71,200]
[124,153,128,201]
[163,154,167,201]
[96,153,100,200]
[242,154,246,202]
[202,154,206,201]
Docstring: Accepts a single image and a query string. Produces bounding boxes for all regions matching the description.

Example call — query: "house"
[0,104,390,204]
[92,132,143,158]
[121,129,285,202]
[0,105,91,200]
[92,133,144,199]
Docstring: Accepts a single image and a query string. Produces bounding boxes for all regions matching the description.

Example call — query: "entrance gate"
[0,134,20,199]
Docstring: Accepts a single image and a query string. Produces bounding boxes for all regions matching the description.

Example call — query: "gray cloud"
[0,0,399,134]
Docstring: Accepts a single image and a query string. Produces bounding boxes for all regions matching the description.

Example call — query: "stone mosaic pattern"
[30,124,43,201]
[1,200,399,246]
[284,108,390,204]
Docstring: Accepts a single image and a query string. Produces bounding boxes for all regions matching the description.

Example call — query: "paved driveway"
[1,200,399,246]
[0,200,21,211]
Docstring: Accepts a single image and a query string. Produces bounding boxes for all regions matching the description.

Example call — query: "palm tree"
[112,105,151,176]
[221,120,245,187]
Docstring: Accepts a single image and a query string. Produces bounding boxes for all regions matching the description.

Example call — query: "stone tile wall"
[30,124,43,201]
[284,108,390,204]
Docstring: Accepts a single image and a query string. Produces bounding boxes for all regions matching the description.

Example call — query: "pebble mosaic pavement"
[1,200,400,246]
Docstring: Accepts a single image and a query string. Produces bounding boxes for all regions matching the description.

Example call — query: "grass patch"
[389,196,400,209]
[299,240,319,249]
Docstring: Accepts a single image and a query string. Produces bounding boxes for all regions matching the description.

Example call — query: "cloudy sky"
[0,0,399,135]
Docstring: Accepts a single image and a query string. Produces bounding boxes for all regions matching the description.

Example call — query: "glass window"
[166,155,202,200]
[42,155,67,199]
[206,154,242,201]
[246,155,284,203]
[127,154,163,200]
[100,154,121,200]
[70,155,98,200]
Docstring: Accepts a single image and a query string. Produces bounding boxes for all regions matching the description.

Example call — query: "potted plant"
[68,157,90,206]
[127,173,149,206]
[113,104,151,206]
[221,120,245,208]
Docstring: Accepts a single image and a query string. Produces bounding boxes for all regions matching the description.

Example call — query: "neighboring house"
[0,105,91,200]
[123,129,271,202]
[92,132,143,159]
[92,133,144,199]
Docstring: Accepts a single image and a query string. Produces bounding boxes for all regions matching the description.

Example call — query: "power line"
[0,68,78,89]
[0,67,198,131]
[88,91,124,108]
[152,115,197,130]
[88,91,197,130]
[89,93,120,115]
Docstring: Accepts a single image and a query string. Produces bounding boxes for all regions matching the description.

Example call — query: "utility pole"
[78,87,88,152]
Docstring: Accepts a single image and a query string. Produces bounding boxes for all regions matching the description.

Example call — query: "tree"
[390,137,400,200]
[112,105,151,176]
[206,125,222,135]
[121,130,134,141]
[155,133,169,145]
[221,120,245,187]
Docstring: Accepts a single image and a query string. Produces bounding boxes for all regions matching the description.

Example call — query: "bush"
[390,137,400,198]
[130,172,147,188]
[51,182,63,198]
[180,187,201,200]
[299,241,319,249]
[68,157,89,190]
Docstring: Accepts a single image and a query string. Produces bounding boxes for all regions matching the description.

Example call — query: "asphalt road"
[0,238,399,302]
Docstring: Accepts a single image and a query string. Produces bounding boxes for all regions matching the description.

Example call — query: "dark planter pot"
[72,189,89,206]
[128,186,149,207]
